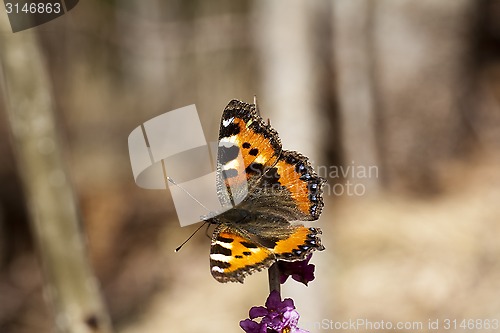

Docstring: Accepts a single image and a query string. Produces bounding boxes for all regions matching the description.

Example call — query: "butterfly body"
[207,100,325,283]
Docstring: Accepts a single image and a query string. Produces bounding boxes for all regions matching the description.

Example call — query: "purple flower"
[240,290,309,333]
[278,254,316,286]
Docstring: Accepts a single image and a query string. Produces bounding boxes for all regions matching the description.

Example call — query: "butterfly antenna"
[253,95,271,125]
[204,221,213,239]
[166,177,210,212]
[254,95,260,116]
[175,221,209,252]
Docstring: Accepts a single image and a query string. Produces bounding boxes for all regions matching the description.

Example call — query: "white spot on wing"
[215,241,233,249]
[210,253,231,262]
[254,155,267,164]
[211,266,225,273]
[220,136,240,145]
[222,117,234,127]
[222,158,241,171]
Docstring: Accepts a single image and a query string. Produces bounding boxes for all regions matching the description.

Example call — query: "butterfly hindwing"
[210,224,324,283]
[210,225,274,283]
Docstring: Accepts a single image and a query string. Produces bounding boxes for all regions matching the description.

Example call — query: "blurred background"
[1,0,500,332]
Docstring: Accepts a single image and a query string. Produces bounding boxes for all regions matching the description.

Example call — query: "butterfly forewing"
[216,100,282,208]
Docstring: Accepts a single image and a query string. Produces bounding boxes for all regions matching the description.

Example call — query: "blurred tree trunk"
[253,0,329,324]
[0,14,113,333]
[372,0,476,193]
[334,0,476,194]
[332,0,381,193]
[119,0,167,86]
[253,0,327,161]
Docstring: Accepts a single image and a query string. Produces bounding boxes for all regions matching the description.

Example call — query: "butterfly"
[205,99,325,283]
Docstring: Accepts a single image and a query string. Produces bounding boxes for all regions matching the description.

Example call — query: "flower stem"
[268,262,281,294]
